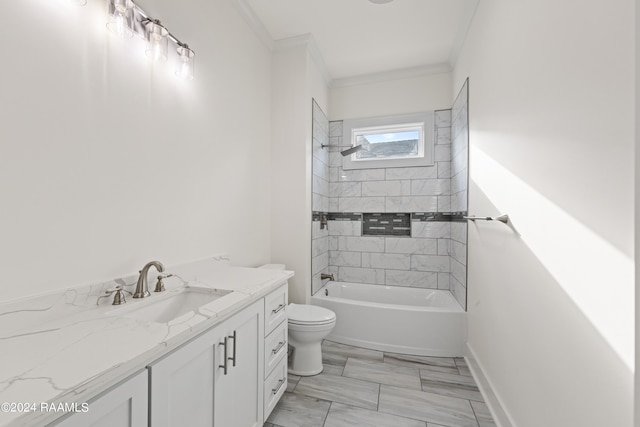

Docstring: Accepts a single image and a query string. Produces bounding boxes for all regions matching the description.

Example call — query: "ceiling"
[244,0,479,82]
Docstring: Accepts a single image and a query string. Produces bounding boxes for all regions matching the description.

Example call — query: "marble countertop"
[0,257,293,427]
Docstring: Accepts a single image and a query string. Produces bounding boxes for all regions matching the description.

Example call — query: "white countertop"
[0,258,293,427]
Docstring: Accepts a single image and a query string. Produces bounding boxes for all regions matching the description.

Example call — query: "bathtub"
[311,281,467,357]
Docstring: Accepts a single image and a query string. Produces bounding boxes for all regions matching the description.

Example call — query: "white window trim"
[342,112,434,170]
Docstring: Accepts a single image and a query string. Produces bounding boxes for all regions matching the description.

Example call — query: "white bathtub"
[311,281,467,357]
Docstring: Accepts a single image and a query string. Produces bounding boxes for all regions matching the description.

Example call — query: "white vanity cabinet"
[263,284,288,420]
[148,299,263,427]
[50,370,148,427]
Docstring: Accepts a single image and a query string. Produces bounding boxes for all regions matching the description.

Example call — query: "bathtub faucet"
[320,273,334,281]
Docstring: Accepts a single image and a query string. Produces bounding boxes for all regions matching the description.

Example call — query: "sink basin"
[109,287,233,323]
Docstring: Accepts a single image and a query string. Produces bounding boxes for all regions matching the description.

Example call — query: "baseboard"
[465,343,515,427]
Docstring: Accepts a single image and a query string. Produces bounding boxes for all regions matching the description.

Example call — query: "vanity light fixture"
[106,0,134,39]
[145,19,169,62]
[176,44,195,80]
[106,0,196,79]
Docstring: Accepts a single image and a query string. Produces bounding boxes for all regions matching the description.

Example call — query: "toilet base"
[288,339,324,376]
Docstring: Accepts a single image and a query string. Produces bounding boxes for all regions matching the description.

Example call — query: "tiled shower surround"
[311,86,469,309]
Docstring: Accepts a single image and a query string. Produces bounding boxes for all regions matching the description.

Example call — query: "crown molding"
[330,64,452,89]
[229,0,274,51]
[448,0,480,69]
[274,34,332,86]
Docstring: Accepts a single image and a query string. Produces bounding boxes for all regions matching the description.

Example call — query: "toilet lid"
[288,304,336,325]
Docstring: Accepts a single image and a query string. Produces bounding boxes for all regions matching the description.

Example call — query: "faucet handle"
[97,285,131,306]
[154,274,173,292]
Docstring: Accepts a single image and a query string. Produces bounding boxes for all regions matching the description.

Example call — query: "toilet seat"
[288,303,336,326]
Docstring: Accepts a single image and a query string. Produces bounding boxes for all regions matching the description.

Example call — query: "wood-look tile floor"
[264,340,496,427]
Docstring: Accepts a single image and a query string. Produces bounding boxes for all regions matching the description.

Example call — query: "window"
[342,112,434,170]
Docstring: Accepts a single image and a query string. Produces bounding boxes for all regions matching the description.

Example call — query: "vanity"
[0,257,292,427]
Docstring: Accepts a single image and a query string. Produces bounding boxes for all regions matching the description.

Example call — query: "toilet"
[287,303,336,376]
[258,264,336,376]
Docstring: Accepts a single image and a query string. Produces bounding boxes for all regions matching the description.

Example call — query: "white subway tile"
[450,276,466,309]
[339,197,385,212]
[329,121,343,137]
[451,222,467,243]
[329,152,344,167]
[312,236,329,258]
[451,190,467,212]
[436,127,451,145]
[311,221,329,239]
[362,180,411,197]
[435,109,452,127]
[386,196,438,212]
[437,239,450,255]
[329,251,362,267]
[450,240,467,265]
[329,236,339,251]
[451,257,466,286]
[330,182,362,197]
[328,221,362,236]
[338,267,385,285]
[385,166,437,180]
[411,179,451,196]
[411,255,450,272]
[412,222,451,238]
[329,197,339,212]
[437,161,451,179]
[385,270,438,288]
[312,252,329,275]
[339,168,386,182]
[438,195,451,212]
[438,273,451,290]
[385,237,437,255]
[362,253,411,270]
[338,236,385,252]
[435,144,451,162]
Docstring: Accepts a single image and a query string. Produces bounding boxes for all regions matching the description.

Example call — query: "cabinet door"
[214,300,264,427]
[51,370,147,427]
[148,327,217,427]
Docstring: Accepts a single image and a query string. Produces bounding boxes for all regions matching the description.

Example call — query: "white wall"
[454,1,634,426]
[271,37,329,304]
[0,0,272,302]
[329,72,452,121]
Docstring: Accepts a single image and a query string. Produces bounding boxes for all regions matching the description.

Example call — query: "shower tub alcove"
[312,281,466,357]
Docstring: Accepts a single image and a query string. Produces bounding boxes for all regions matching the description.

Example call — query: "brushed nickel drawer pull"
[272,378,285,395]
[271,304,286,314]
[218,337,228,375]
[272,340,286,354]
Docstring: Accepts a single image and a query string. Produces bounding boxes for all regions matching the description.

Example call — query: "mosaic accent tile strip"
[363,213,411,237]
[412,212,468,222]
[327,212,363,221]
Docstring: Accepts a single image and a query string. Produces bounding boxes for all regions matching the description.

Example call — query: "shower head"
[339,145,364,156]
[322,136,370,157]
[320,144,365,156]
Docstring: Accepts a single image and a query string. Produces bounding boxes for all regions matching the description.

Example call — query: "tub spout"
[320,273,334,281]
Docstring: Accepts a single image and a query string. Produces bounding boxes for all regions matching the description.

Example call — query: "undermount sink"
[109,287,233,323]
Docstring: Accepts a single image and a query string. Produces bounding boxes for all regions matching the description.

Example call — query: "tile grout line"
[469,398,481,427]
[322,401,332,427]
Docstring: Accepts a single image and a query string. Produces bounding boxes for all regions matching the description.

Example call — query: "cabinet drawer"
[264,284,288,335]
[263,356,287,421]
[264,320,287,378]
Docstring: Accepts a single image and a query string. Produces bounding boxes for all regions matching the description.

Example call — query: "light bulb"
[106,0,134,38]
[176,46,195,80]
[145,20,168,62]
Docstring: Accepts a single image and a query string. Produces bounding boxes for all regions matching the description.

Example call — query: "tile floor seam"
[469,399,481,427]
[323,401,333,427]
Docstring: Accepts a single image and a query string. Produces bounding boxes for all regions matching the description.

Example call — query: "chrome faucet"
[320,273,334,281]
[134,261,165,298]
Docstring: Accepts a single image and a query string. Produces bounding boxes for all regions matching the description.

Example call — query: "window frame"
[342,112,434,170]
